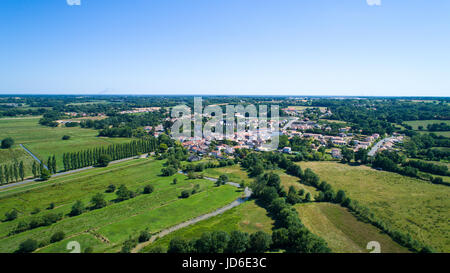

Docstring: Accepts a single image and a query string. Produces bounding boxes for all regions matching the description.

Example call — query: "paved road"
[132,183,252,253]
[368,136,394,156]
[19,144,48,169]
[282,117,299,131]
[0,154,147,190]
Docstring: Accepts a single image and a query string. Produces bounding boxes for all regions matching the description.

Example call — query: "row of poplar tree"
[0,162,25,184]
[62,138,158,171]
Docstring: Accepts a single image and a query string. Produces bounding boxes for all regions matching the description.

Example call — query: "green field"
[297,161,450,252]
[0,117,131,171]
[0,158,242,253]
[275,170,319,199]
[403,120,450,137]
[141,200,274,253]
[295,203,408,253]
[0,147,35,178]
[200,165,253,185]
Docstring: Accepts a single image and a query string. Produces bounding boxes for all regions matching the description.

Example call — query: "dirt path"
[132,186,252,253]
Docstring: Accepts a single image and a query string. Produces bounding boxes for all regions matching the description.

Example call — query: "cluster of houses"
[119,107,161,114]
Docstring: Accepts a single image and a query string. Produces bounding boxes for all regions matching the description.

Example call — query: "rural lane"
[368,136,394,156]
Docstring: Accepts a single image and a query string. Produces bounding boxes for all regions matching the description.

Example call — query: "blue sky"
[0,0,449,96]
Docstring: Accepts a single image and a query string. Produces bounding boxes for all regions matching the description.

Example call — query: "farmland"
[403,120,450,137]
[0,158,242,253]
[295,203,408,253]
[0,117,131,170]
[141,200,274,253]
[297,161,450,252]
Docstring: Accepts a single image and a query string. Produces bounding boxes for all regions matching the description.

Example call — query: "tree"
[138,229,151,243]
[50,231,65,243]
[172,178,177,184]
[1,137,14,149]
[272,228,289,249]
[106,184,116,193]
[4,209,18,221]
[116,184,134,201]
[227,231,250,253]
[355,148,369,164]
[19,161,24,181]
[180,190,190,198]
[40,168,51,181]
[249,231,272,253]
[335,190,346,204]
[216,174,229,186]
[97,154,111,167]
[70,200,85,216]
[341,147,354,163]
[0,166,4,184]
[161,166,177,176]
[305,192,312,202]
[167,237,191,253]
[32,162,37,178]
[143,184,154,194]
[91,193,107,209]
[17,239,38,253]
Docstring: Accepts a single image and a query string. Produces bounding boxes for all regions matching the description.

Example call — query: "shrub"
[1,137,14,149]
[50,231,65,243]
[84,247,94,253]
[62,135,71,140]
[31,208,41,215]
[17,239,38,253]
[180,190,190,198]
[40,169,51,181]
[90,193,107,209]
[4,209,18,221]
[70,200,85,216]
[138,230,151,243]
[47,203,55,210]
[143,184,154,194]
[106,184,116,193]
[96,154,111,167]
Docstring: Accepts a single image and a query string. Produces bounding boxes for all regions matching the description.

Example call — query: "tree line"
[62,138,158,171]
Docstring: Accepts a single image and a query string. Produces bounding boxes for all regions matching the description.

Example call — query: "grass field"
[0,158,242,253]
[403,120,450,137]
[0,117,131,171]
[274,170,319,199]
[200,165,253,185]
[295,203,408,253]
[0,147,35,178]
[297,161,450,252]
[141,200,274,253]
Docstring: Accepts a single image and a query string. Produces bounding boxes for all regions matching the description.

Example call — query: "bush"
[143,184,154,194]
[4,209,18,221]
[116,185,134,201]
[96,154,111,167]
[84,246,94,253]
[50,231,65,243]
[138,230,151,243]
[70,200,85,216]
[106,184,116,193]
[47,203,55,210]
[180,190,190,198]
[17,239,38,253]
[1,137,14,149]
[31,208,41,215]
[62,135,71,140]
[90,193,107,209]
[40,169,51,181]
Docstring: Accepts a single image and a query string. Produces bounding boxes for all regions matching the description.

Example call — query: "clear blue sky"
[0,0,449,96]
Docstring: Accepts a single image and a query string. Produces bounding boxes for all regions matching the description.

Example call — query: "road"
[282,117,299,131]
[0,154,147,190]
[368,136,394,156]
[132,183,252,253]
[19,144,48,169]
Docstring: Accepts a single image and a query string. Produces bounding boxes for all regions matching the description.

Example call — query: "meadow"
[295,203,408,253]
[297,161,450,252]
[0,147,35,178]
[0,158,242,253]
[403,120,450,137]
[0,117,131,171]
[141,200,274,253]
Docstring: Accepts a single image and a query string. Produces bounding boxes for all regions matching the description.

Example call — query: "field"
[403,120,450,137]
[141,200,274,253]
[297,161,450,252]
[200,165,253,185]
[295,203,408,253]
[0,147,35,178]
[0,117,131,171]
[274,170,319,199]
[0,158,242,253]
